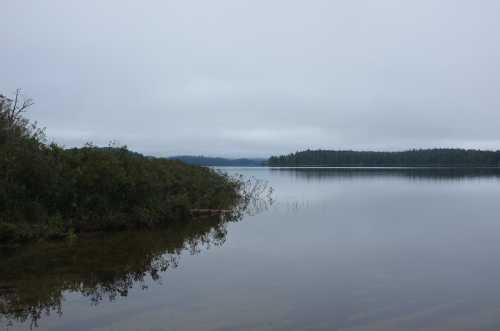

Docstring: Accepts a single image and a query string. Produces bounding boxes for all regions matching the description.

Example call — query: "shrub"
[0,91,242,243]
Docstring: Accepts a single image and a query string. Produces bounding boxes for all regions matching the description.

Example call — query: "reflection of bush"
[0,216,231,328]
[0,179,273,328]
[0,90,275,327]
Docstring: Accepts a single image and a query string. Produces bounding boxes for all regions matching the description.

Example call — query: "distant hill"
[268,149,500,167]
[169,155,266,167]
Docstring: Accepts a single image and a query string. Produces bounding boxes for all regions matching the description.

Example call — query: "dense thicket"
[268,149,500,167]
[0,92,241,243]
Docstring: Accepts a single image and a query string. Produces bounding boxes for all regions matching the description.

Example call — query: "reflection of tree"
[0,217,223,328]
[271,167,500,181]
[0,179,272,326]
[0,182,273,329]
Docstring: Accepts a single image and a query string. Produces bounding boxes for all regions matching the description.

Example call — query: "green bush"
[0,91,241,243]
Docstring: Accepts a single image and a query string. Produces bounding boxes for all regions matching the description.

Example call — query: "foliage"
[0,91,242,243]
[268,149,500,167]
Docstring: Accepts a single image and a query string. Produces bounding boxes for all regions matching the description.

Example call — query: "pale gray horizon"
[2,0,500,158]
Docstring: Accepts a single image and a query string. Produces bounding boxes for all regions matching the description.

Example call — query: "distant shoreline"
[170,149,500,168]
[212,165,500,168]
[268,149,500,167]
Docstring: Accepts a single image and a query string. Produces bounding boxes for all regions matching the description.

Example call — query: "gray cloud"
[2,0,500,157]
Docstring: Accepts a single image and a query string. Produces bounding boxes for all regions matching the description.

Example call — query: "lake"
[2,167,500,331]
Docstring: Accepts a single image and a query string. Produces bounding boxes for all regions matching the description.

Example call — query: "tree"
[0,89,43,144]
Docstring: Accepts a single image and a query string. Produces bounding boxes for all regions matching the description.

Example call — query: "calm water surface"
[2,168,500,330]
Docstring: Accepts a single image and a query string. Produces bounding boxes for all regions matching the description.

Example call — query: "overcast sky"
[2,1,500,157]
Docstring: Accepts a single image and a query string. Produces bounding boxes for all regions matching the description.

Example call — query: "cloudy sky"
[2,0,500,157]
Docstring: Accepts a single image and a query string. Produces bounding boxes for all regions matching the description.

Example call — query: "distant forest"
[169,156,265,167]
[268,149,500,167]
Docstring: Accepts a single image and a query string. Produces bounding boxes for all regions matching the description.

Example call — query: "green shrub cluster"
[0,92,241,243]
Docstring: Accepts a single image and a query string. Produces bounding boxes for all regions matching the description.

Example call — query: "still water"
[2,167,500,331]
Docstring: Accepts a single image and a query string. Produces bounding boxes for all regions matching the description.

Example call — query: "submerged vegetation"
[0,90,244,243]
[268,149,500,167]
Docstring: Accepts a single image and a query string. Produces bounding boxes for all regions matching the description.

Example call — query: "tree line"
[268,149,500,167]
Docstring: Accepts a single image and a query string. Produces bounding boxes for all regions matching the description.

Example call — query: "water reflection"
[0,217,228,328]
[270,167,500,181]
[3,168,500,330]
[0,183,273,329]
